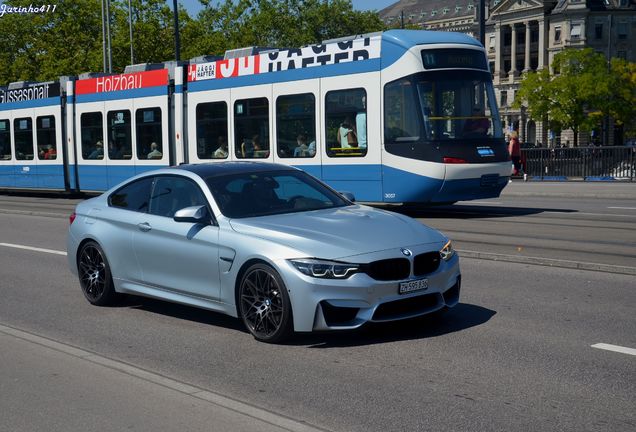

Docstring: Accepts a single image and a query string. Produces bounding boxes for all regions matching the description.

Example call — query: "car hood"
[228,205,446,259]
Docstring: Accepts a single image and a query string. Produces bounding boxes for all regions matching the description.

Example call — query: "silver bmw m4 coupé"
[67,162,461,343]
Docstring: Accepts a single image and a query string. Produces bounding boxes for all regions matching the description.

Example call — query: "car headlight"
[440,240,455,261]
[289,258,360,279]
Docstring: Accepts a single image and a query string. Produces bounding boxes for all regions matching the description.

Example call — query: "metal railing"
[520,146,636,181]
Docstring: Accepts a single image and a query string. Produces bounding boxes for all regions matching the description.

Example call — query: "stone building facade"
[379,0,636,147]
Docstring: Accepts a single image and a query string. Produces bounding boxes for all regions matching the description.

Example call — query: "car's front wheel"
[77,241,117,306]
[238,263,293,343]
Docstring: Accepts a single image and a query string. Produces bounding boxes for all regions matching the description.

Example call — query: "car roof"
[176,162,298,178]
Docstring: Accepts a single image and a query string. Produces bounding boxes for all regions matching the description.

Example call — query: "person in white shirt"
[355,95,367,149]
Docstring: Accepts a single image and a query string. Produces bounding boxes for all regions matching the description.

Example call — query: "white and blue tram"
[0,30,510,203]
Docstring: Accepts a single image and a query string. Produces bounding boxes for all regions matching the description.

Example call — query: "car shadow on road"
[388,204,577,220]
[293,303,496,348]
[117,295,247,333]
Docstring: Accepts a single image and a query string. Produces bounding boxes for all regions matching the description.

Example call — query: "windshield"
[384,70,503,144]
[206,170,349,218]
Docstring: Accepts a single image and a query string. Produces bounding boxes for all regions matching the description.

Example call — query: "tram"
[0,29,510,203]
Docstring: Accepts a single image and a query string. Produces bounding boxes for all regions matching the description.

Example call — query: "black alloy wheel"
[238,263,292,343]
[78,241,117,306]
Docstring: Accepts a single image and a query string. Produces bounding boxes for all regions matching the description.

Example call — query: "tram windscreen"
[384,70,502,145]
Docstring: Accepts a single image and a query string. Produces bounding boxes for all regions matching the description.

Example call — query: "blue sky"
[180,0,396,16]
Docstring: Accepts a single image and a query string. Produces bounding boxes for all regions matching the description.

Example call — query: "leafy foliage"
[0,0,384,84]
[514,48,636,145]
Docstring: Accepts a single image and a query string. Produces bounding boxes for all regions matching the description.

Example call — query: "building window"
[554,26,562,43]
[595,23,603,39]
[500,91,508,107]
[467,4,474,11]
[570,23,581,39]
[617,22,628,40]
[617,51,627,60]
[455,6,462,13]
[489,35,496,51]
[443,7,449,14]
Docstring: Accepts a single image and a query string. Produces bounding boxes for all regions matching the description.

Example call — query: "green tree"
[515,48,635,146]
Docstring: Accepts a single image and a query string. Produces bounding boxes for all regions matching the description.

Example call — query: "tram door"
[75,100,109,191]
[319,72,382,202]
[186,88,231,165]
[272,79,321,179]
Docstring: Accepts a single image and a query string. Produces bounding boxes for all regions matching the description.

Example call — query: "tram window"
[14,117,34,160]
[81,112,104,160]
[276,93,316,158]
[196,102,228,159]
[384,78,422,143]
[234,97,270,159]
[325,88,367,158]
[37,116,57,160]
[0,119,11,160]
[136,107,163,160]
[107,110,132,160]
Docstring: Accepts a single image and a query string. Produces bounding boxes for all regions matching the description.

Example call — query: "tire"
[77,241,118,306]
[238,263,293,343]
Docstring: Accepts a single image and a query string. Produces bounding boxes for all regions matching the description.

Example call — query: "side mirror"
[339,191,355,202]
[174,205,210,224]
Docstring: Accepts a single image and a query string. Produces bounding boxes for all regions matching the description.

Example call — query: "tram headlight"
[289,259,360,279]
[440,240,455,261]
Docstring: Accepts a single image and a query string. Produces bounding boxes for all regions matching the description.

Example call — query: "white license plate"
[399,278,429,294]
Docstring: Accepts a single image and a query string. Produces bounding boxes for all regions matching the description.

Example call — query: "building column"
[495,23,503,81]
[509,24,518,82]
[524,21,531,72]
[538,20,546,69]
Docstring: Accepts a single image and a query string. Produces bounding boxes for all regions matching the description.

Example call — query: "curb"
[457,249,636,276]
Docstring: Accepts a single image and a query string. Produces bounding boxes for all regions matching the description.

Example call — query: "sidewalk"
[0,325,325,432]
[501,180,636,200]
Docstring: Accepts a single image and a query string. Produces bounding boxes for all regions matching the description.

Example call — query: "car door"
[132,174,221,300]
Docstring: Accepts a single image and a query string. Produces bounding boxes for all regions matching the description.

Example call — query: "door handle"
[137,222,152,232]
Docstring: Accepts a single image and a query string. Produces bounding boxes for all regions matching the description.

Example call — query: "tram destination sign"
[421,49,487,71]
[0,82,60,104]
[188,35,381,82]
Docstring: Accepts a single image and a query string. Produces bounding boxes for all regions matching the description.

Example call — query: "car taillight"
[69,211,76,225]
[443,157,467,164]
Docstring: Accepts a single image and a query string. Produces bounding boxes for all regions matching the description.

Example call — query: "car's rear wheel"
[238,263,293,343]
[78,241,117,306]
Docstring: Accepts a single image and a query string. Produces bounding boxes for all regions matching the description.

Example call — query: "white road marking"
[608,206,636,210]
[545,211,636,218]
[0,242,67,256]
[591,343,636,357]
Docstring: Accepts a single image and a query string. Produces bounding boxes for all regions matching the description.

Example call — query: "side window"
[81,112,104,160]
[14,117,34,160]
[37,115,57,160]
[149,176,207,218]
[0,119,11,160]
[325,88,367,158]
[196,102,228,159]
[384,78,421,143]
[276,93,316,158]
[234,97,270,159]
[107,110,132,160]
[109,177,153,212]
[136,107,162,160]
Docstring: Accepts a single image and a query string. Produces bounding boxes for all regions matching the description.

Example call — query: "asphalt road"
[1,182,635,431]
